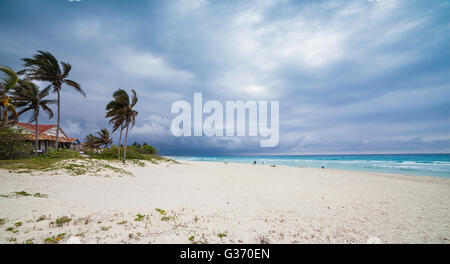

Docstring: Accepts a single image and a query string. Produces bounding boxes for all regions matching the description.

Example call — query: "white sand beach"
[0,160,449,244]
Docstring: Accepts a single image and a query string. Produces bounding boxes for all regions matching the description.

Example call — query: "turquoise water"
[169,154,450,178]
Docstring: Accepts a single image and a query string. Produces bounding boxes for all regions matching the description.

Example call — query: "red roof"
[21,134,79,143]
[16,122,71,141]
[17,122,56,134]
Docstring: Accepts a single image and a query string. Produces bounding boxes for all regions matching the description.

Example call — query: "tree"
[0,127,33,159]
[141,144,157,154]
[121,90,138,163]
[20,51,85,148]
[10,81,56,156]
[105,89,128,159]
[0,66,19,128]
[105,89,138,163]
[84,133,99,150]
[95,128,112,148]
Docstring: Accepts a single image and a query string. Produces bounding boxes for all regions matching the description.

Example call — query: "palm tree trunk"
[34,110,38,157]
[122,121,129,164]
[117,122,123,159]
[54,89,60,149]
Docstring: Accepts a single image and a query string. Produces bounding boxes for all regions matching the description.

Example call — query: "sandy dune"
[0,160,449,244]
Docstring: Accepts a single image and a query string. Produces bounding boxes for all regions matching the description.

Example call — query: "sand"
[0,159,449,244]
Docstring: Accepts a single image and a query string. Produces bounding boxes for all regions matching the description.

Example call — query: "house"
[13,122,82,152]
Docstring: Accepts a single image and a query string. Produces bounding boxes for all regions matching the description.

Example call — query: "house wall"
[11,124,33,134]
[44,127,68,138]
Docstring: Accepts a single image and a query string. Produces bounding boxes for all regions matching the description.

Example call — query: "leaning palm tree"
[0,66,19,128]
[95,128,113,148]
[10,81,56,156]
[106,89,128,159]
[84,133,99,150]
[105,89,138,163]
[120,90,138,163]
[20,51,85,148]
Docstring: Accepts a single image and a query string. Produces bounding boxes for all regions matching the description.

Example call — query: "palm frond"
[0,66,19,92]
[64,79,86,97]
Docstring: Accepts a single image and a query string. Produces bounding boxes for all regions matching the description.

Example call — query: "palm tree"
[20,51,85,148]
[0,66,19,128]
[105,89,138,163]
[105,89,128,159]
[121,90,138,163]
[95,128,112,148]
[84,133,99,150]
[10,81,56,156]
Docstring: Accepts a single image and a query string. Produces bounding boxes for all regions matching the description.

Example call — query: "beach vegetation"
[0,127,33,160]
[188,235,195,242]
[84,144,164,163]
[129,159,146,167]
[141,144,157,154]
[155,208,167,215]
[42,148,81,159]
[117,220,127,225]
[0,218,5,226]
[161,215,176,221]
[0,157,57,170]
[14,222,22,227]
[52,216,71,227]
[0,191,48,198]
[33,192,48,198]
[62,163,89,175]
[44,232,66,244]
[218,232,227,239]
[0,148,81,171]
[6,227,18,233]
[100,225,112,231]
[14,191,31,196]
[134,213,146,221]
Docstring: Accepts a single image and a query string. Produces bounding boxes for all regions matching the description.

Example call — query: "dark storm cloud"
[1,0,449,154]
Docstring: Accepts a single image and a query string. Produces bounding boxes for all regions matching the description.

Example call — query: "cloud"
[110,47,194,82]
[0,0,449,155]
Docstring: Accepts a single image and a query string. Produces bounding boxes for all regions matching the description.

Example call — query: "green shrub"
[85,144,161,161]
[41,148,80,159]
[0,127,33,160]
[141,144,157,154]
[84,146,117,159]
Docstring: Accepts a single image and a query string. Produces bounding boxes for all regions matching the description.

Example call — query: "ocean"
[169,154,450,178]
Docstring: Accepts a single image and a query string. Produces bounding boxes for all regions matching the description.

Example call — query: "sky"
[0,0,449,155]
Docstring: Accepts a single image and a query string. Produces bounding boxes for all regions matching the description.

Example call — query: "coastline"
[1,159,449,244]
[188,160,450,182]
[169,154,450,178]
